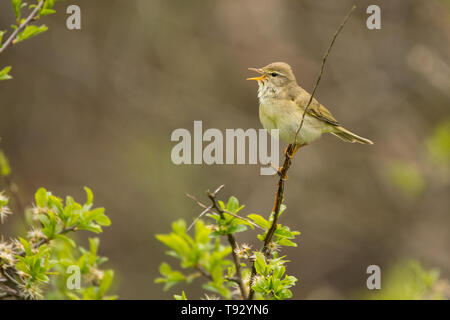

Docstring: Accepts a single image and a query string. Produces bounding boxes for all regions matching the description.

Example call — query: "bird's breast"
[259,99,328,145]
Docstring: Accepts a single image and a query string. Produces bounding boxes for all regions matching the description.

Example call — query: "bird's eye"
[271,72,277,77]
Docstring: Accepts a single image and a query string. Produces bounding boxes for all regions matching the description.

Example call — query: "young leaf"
[99,270,114,296]
[11,0,22,22]
[277,238,297,247]
[0,66,13,81]
[248,214,270,229]
[35,187,48,208]
[84,186,94,207]
[174,291,187,300]
[0,31,6,45]
[15,25,48,43]
[0,150,11,175]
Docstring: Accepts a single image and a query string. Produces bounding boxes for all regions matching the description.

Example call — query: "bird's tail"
[331,126,373,145]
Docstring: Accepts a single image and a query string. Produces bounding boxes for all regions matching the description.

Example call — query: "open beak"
[247,68,267,81]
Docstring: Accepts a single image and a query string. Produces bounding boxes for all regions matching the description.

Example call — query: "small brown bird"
[247,62,373,153]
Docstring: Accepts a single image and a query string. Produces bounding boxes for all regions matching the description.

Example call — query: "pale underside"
[259,98,334,145]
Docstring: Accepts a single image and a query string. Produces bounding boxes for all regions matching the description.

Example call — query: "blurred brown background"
[1,0,449,299]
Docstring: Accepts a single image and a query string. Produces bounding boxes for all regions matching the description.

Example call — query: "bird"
[247,62,373,157]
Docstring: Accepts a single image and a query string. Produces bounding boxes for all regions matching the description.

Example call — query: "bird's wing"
[290,86,339,126]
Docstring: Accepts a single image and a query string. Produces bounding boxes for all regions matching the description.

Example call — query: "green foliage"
[14,24,48,44]
[249,205,300,248]
[1,0,58,81]
[11,0,23,22]
[252,252,298,300]
[0,185,115,300]
[365,260,449,300]
[208,196,249,236]
[174,290,187,300]
[156,196,300,300]
[0,66,12,81]
[40,0,57,17]
[156,219,233,298]
[50,237,117,300]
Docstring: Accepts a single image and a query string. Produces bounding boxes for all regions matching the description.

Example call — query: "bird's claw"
[270,162,288,180]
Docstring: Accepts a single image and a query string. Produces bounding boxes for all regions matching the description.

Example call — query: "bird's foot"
[270,162,288,180]
[284,143,307,159]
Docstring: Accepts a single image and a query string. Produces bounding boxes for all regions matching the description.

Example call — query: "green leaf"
[155,263,186,291]
[226,196,245,215]
[11,0,22,22]
[54,234,76,247]
[18,237,31,256]
[254,252,267,275]
[195,220,211,244]
[78,224,102,233]
[248,214,270,229]
[99,270,114,296]
[0,66,12,80]
[278,204,287,216]
[0,194,8,207]
[84,186,94,206]
[274,225,300,239]
[0,31,5,45]
[39,9,56,16]
[15,24,48,43]
[277,238,297,247]
[174,291,187,300]
[227,196,239,213]
[209,230,222,238]
[172,219,186,235]
[89,237,99,256]
[35,187,48,207]
[87,208,111,226]
[226,224,247,234]
[0,150,11,175]
[155,233,190,257]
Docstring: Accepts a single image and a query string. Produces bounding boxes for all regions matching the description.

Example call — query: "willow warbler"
[247,62,373,153]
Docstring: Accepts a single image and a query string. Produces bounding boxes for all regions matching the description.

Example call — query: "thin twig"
[1,224,78,300]
[187,193,264,231]
[17,225,77,257]
[294,5,356,144]
[196,266,213,281]
[187,185,248,299]
[247,5,356,300]
[206,187,247,300]
[2,174,26,219]
[0,0,46,55]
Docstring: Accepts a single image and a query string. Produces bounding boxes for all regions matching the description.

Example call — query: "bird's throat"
[257,80,280,102]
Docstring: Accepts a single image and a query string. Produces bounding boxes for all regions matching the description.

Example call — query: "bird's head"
[247,62,296,100]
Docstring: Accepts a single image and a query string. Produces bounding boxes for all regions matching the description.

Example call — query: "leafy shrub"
[156,194,300,300]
